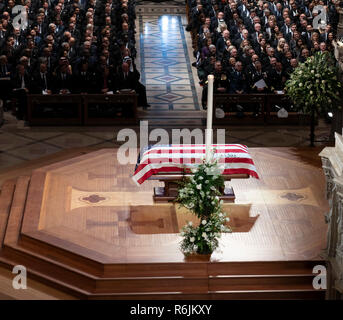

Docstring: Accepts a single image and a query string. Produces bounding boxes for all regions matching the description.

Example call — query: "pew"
[213,94,266,125]
[213,93,309,125]
[83,93,138,125]
[27,93,138,126]
[265,94,310,125]
[27,94,83,126]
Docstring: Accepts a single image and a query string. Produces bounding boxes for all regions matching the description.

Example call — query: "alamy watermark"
[12,265,27,290]
[116,120,226,165]
[312,265,327,290]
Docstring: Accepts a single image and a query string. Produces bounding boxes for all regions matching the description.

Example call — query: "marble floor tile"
[144,68,165,74]
[0,152,26,168]
[149,104,170,110]
[11,131,65,141]
[170,84,192,91]
[246,131,306,147]
[6,142,62,161]
[145,84,167,91]
[0,133,34,151]
[83,131,117,141]
[44,133,104,149]
[173,104,200,110]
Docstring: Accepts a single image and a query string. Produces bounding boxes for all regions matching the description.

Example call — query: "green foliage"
[176,161,225,219]
[285,51,342,115]
[180,212,231,255]
[176,160,231,255]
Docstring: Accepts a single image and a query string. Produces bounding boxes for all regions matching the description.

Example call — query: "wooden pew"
[83,93,138,125]
[265,94,310,125]
[27,93,138,126]
[27,94,83,126]
[213,94,266,125]
[213,93,309,125]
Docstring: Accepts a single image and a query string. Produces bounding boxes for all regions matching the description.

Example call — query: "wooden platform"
[0,147,328,299]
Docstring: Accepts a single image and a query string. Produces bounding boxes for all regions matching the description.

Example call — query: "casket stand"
[149,173,249,202]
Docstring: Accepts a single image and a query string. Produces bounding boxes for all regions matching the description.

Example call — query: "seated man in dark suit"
[75,60,97,94]
[96,56,116,94]
[229,61,247,94]
[31,62,53,94]
[11,64,31,120]
[201,60,229,110]
[267,61,287,92]
[52,57,74,94]
[0,54,12,109]
[248,61,268,93]
[247,60,268,116]
[115,61,150,109]
[229,61,248,117]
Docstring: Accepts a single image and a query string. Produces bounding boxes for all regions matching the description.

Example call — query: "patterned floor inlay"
[139,15,199,112]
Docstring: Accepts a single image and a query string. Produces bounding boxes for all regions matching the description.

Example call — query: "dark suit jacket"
[74,71,98,93]
[52,71,74,93]
[115,70,139,91]
[229,70,247,93]
[11,72,31,91]
[0,63,12,78]
[267,69,287,90]
[31,71,53,93]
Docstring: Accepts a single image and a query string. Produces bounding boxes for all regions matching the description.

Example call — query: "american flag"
[132,144,259,185]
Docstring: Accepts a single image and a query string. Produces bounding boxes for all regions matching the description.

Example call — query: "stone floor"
[0,6,333,172]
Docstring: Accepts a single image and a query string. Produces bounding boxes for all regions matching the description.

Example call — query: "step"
[1,241,325,297]
[1,244,97,293]
[0,179,16,247]
[209,289,325,300]
[209,274,316,291]
[208,260,325,276]
[18,233,209,278]
[1,243,208,294]
[0,256,89,299]
[88,289,325,300]
[3,176,30,245]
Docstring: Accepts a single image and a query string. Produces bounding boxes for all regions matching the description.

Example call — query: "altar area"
[0,147,328,299]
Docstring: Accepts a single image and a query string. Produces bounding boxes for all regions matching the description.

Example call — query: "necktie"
[42,73,47,90]
[21,76,25,88]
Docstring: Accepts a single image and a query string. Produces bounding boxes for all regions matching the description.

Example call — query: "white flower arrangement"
[176,160,232,255]
[285,52,342,114]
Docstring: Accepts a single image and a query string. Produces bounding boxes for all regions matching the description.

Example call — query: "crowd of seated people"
[0,0,149,122]
[187,0,338,111]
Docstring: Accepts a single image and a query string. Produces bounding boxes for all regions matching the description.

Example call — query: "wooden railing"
[213,93,310,125]
[27,93,138,126]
